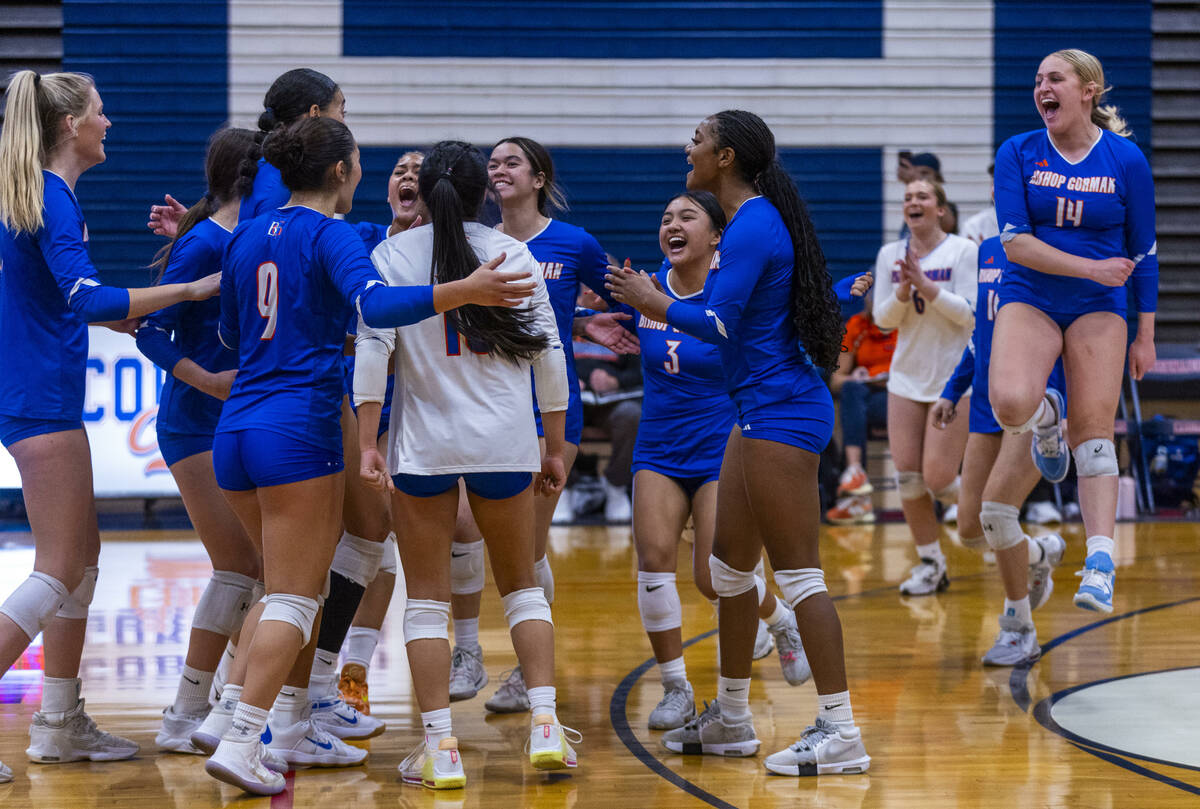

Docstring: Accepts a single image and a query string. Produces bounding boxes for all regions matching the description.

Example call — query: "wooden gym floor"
[0,517,1198,808]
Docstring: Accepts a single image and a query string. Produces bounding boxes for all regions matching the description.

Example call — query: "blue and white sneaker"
[310,695,385,741]
[1031,390,1069,483]
[1073,551,1115,613]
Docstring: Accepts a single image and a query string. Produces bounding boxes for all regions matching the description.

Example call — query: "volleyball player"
[872,179,978,595]
[608,110,869,776]
[355,140,579,789]
[134,127,263,752]
[0,70,222,779]
[447,137,615,713]
[990,49,1156,613]
[201,119,533,795]
[930,235,1066,664]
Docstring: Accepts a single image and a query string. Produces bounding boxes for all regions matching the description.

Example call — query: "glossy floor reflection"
[1,519,1198,807]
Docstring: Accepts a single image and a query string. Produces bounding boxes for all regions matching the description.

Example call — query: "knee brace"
[896,470,927,501]
[403,598,450,643]
[450,539,485,595]
[56,565,98,620]
[993,404,1038,435]
[378,533,398,576]
[980,501,1026,550]
[773,568,827,608]
[1073,438,1118,477]
[259,592,320,646]
[190,570,256,635]
[331,532,385,588]
[534,555,555,605]
[708,554,757,599]
[932,476,960,507]
[637,571,682,632]
[0,572,69,641]
[754,574,767,606]
[502,587,553,629]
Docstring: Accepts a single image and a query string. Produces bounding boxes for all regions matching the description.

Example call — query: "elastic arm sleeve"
[532,346,569,412]
[352,332,392,406]
[66,281,131,322]
[358,282,437,329]
[135,324,186,373]
[940,345,974,405]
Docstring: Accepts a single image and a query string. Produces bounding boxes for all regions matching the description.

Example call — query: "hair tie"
[440,170,453,180]
[32,73,41,88]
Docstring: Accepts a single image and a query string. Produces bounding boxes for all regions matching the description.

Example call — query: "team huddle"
[0,45,1155,796]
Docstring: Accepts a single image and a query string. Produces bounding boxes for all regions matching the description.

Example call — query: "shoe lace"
[496,667,524,696]
[910,558,942,581]
[658,686,693,714]
[1075,566,1112,594]
[773,625,802,658]
[680,700,720,732]
[788,719,834,752]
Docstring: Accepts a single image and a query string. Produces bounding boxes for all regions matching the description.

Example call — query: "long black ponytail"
[709,110,843,373]
[420,141,548,363]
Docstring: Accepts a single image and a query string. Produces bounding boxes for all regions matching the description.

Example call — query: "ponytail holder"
[440,170,453,180]
[33,73,42,88]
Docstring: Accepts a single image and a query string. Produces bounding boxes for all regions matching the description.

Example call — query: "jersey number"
[912,289,926,314]
[1055,197,1084,228]
[664,340,682,375]
[986,288,1000,322]
[443,314,488,357]
[256,261,278,340]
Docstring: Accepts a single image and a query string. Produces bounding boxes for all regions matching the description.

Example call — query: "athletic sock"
[272,686,308,727]
[1003,596,1033,627]
[716,675,751,721]
[421,707,452,746]
[1033,396,1058,431]
[309,649,339,699]
[527,686,557,721]
[915,541,945,562]
[343,627,380,669]
[227,702,269,741]
[218,684,243,713]
[173,665,214,714]
[1086,535,1115,559]
[212,640,237,702]
[41,676,81,719]
[1028,536,1046,565]
[454,618,480,650]
[658,655,687,688]
[762,596,790,628]
[817,689,855,732]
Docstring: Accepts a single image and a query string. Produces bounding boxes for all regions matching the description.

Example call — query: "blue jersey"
[665,196,825,414]
[136,218,237,437]
[994,128,1157,316]
[216,206,434,452]
[628,266,734,478]
[238,158,288,222]
[0,171,129,420]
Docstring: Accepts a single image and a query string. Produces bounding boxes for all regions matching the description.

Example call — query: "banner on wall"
[0,327,180,498]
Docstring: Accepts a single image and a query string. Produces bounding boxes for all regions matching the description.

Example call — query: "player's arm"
[925,242,977,328]
[1123,150,1158,380]
[870,246,906,331]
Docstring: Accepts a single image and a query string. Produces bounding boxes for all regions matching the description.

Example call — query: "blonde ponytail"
[1050,49,1132,138]
[0,70,95,233]
[1091,104,1131,138]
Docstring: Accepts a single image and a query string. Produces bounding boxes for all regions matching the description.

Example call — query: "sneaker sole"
[314,721,386,741]
[27,748,137,764]
[899,574,950,597]
[204,758,286,796]
[1073,592,1113,613]
[530,750,578,770]
[449,677,487,702]
[765,754,871,776]
[648,712,696,731]
[981,647,1041,667]
[156,737,204,754]
[484,701,529,714]
[190,731,221,756]
[662,739,760,757]
[401,771,467,789]
[273,750,368,768]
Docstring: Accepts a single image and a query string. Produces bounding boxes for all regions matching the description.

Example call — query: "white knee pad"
[637,571,682,632]
[259,592,320,646]
[896,470,927,501]
[378,533,398,576]
[1073,438,1118,478]
[992,404,1038,435]
[502,587,553,629]
[932,476,960,507]
[773,568,827,608]
[403,598,450,643]
[331,532,385,588]
[191,570,256,635]
[0,572,69,640]
[754,574,767,606]
[534,555,555,605]
[980,501,1026,551]
[56,565,98,620]
[450,539,485,595]
[708,554,757,598]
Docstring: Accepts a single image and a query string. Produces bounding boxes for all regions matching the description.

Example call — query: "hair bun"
[262,127,305,175]
[257,106,279,133]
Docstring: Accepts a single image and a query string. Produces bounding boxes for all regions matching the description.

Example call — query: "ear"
[532,171,546,190]
[308,103,322,118]
[715,146,736,170]
[62,113,79,139]
[708,231,721,249]
[334,159,348,183]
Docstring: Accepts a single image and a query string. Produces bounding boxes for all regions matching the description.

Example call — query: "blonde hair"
[906,178,947,208]
[0,70,95,233]
[1050,49,1132,138]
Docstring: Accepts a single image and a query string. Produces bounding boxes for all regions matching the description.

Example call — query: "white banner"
[0,327,181,498]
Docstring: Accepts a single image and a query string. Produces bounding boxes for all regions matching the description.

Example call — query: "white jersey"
[872,234,977,402]
[357,221,566,475]
[961,207,999,245]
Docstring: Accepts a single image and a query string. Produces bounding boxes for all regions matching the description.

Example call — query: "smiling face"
[69,86,111,168]
[487,141,542,208]
[902,180,944,234]
[684,118,721,192]
[659,195,721,268]
[1034,54,1094,136]
[387,150,424,221]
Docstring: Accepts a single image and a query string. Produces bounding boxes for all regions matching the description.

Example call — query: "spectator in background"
[899,152,957,235]
[962,163,999,245]
[826,290,895,524]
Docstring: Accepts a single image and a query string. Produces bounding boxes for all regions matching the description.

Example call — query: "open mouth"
[1040,98,1060,119]
[398,186,417,207]
[666,235,687,254]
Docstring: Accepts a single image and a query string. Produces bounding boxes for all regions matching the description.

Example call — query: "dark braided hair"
[709,110,843,373]
[153,127,261,277]
[420,141,548,363]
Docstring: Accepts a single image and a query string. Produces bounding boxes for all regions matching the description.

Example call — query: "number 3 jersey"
[871,234,978,402]
[994,128,1157,316]
[359,222,566,476]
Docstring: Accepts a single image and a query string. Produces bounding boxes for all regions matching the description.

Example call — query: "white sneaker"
[1029,533,1066,610]
[156,705,209,753]
[764,718,870,776]
[648,681,695,730]
[0,760,11,783]
[26,700,138,763]
[190,696,234,754]
[768,613,812,686]
[1025,500,1063,525]
[981,614,1040,666]
[942,504,958,524]
[529,714,580,770]
[266,716,368,768]
[602,480,632,523]
[661,700,760,757]
[752,619,775,660]
[448,645,488,701]
[310,695,385,741]
[205,736,285,796]
[551,491,575,525]
[485,667,529,714]
[400,737,466,789]
[898,556,949,596]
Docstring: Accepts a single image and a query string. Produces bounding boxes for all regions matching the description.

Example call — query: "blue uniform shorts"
[0,415,80,449]
[735,392,835,455]
[213,429,343,491]
[391,471,532,500]
[999,286,1124,331]
[157,430,215,467]
[534,388,583,446]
